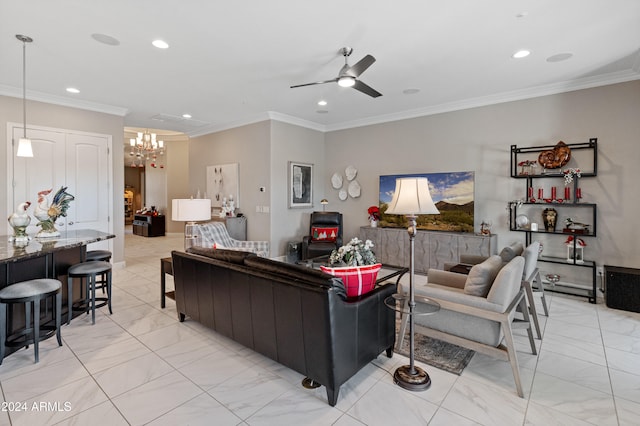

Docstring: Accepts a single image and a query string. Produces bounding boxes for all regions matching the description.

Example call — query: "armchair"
[451,241,547,339]
[301,212,343,260]
[397,255,537,397]
[195,221,269,257]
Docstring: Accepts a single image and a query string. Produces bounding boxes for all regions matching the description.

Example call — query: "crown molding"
[0,85,129,116]
[266,111,326,132]
[324,68,640,132]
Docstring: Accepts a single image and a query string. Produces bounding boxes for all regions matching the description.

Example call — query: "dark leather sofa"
[171,247,396,406]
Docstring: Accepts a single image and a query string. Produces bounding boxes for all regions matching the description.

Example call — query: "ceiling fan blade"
[346,55,376,77]
[290,78,338,89]
[352,80,382,98]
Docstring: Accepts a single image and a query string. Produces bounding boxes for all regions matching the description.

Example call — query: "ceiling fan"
[290,47,382,98]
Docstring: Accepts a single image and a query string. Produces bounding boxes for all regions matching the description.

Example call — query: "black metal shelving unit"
[509,138,598,303]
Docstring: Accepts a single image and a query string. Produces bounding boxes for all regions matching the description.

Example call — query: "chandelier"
[129,130,165,168]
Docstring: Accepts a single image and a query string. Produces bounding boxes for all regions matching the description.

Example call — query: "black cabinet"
[133,214,165,237]
[509,138,598,303]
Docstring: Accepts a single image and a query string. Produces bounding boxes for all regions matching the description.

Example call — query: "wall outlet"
[263,206,269,213]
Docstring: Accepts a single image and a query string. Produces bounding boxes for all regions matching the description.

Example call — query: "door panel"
[7,125,112,252]
[10,126,66,235]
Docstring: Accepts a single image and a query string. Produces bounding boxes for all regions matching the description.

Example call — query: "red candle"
[528,187,533,198]
[551,186,557,200]
[538,188,543,199]
[564,187,571,200]
[576,188,582,199]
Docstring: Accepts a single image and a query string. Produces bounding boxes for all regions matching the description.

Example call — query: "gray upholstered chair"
[397,255,536,397]
[451,241,548,339]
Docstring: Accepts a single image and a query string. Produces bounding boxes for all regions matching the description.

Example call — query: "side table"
[160,257,174,308]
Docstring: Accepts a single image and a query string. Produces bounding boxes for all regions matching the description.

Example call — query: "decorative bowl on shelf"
[545,274,560,285]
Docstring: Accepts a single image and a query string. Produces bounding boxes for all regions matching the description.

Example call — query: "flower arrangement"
[367,205,380,221]
[563,168,581,185]
[329,237,377,266]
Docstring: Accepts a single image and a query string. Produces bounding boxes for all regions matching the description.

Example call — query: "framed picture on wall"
[288,161,313,208]
[206,163,239,208]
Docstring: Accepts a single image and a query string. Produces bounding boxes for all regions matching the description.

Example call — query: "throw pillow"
[311,226,338,242]
[464,255,503,297]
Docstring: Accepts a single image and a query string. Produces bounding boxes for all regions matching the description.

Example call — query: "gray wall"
[325,80,640,272]
[188,121,271,243]
[270,121,325,256]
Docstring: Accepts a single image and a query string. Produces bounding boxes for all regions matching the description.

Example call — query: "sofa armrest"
[414,282,505,314]
[426,269,467,289]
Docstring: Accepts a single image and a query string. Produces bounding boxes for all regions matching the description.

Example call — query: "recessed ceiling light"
[547,53,573,63]
[512,50,531,59]
[66,87,80,94]
[317,100,327,106]
[152,39,169,49]
[91,33,120,46]
[182,113,192,119]
[403,88,420,95]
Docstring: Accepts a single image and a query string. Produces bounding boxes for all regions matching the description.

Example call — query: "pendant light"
[16,34,34,158]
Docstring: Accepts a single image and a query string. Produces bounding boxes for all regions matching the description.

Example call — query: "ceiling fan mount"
[290,47,382,98]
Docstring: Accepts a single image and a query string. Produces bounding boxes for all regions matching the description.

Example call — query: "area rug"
[396,332,475,375]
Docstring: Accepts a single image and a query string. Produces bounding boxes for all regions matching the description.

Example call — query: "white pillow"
[464,255,504,297]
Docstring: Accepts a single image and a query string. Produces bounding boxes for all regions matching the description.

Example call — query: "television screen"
[379,171,474,232]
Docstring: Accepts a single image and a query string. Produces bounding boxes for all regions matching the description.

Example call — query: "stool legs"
[0,304,6,363]
[68,269,112,325]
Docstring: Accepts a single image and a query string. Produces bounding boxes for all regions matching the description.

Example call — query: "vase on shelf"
[542,208,557,232]
[370,220,378,228]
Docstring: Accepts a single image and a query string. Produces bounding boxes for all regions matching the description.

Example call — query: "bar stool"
[67,261,112,325]
[86,249,112,293]
[0,279,63,364]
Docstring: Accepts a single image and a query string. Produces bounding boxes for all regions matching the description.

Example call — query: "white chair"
[195,222,269,257]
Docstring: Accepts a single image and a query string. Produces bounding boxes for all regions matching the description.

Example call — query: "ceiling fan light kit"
[290,47,382,98]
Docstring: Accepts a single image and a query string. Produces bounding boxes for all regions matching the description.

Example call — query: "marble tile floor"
[1,232,639,425]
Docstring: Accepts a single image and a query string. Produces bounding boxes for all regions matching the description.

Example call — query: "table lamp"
[172,198,211,250]
[320,199,328,211]
[385,177,440,391]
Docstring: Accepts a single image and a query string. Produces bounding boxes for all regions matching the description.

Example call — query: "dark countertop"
[0,229,115,264]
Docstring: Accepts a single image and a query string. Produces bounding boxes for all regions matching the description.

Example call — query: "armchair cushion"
[311,226,339,242]
[464,255,503,297]
[499,242,524,262]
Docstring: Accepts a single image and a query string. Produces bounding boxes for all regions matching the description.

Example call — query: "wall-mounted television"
[379,171,474,232]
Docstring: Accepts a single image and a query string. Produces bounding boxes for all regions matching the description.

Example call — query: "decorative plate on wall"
[348,180,361,198]
[338,189,348,201]
[345,165,357,181]
[331,172,343,189]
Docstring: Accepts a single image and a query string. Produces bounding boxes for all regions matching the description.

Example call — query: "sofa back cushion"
[187,246,253,265]
[243,256,346,297]
[464,255,504,297]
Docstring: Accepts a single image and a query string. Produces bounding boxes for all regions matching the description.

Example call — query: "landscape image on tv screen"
[379,171,474,232]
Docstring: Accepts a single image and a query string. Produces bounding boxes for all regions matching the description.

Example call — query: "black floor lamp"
[385,177,440,391]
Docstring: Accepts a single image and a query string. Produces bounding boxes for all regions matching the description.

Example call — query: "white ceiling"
[1,1,639,136]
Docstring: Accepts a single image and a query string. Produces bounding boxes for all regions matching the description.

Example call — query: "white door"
[10,126,66,235]
[7,124,112,251]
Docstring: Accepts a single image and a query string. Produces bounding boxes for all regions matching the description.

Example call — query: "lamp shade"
[385,177,440,215]
[172,199,211,222]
